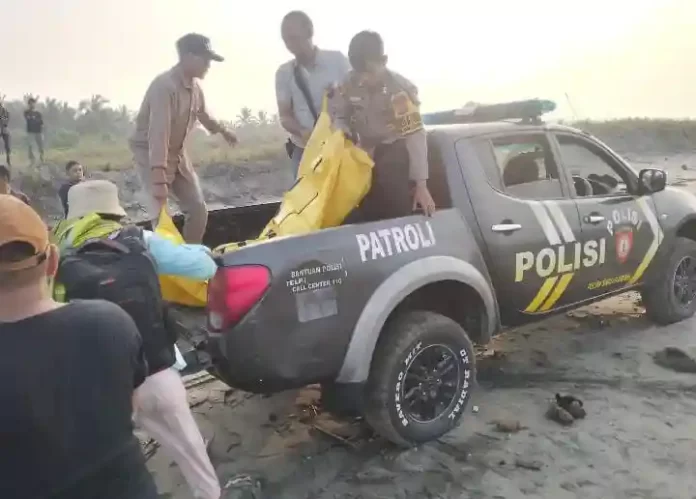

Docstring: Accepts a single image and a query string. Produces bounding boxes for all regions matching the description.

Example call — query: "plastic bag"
[156,209,208,308]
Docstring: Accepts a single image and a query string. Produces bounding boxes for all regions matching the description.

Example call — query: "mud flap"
[167,304,213,376]
[176,337,213,376]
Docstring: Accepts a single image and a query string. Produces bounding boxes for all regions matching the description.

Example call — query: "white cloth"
[173,344,187,371]
[134,368,220,499]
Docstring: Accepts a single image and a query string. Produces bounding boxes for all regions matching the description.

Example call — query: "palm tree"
[257,110,268,126]
[76,94,113,133]
[43,97,61,126]
[90,94,109,113]
[77,94,108,115]
[236,107,255,126]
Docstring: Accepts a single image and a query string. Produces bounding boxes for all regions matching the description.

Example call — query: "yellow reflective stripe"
[523,201,577,314]
[524,276,558,313]
[628,197,663,285]
[539,272,574,311]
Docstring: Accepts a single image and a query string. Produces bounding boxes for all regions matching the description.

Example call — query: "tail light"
[207,265,271,331]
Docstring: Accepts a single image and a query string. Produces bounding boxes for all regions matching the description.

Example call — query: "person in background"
[0,101,11,167]
[334,30,436,221]
[24,97,44,165]
[0,195,157,499]
[130,33,238,244]
[275,10,351,178]
[58,160,85,217]
[0,164,30,205]
[52,179,222,499]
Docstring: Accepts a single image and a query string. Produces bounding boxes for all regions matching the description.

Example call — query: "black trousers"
[347,139,414,223]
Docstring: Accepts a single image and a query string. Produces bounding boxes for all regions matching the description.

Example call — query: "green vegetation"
[2,93,695,172]
[568,118,696,154]
[0,94,286,171]
[572,118,696,136]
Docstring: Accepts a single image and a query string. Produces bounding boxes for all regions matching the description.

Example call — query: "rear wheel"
[642,237,696,324]
[363,310,475,447]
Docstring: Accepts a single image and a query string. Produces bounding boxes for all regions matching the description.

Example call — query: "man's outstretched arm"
[197,88,237,144]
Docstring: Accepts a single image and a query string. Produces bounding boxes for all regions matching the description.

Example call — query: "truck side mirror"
[638,168,667,194]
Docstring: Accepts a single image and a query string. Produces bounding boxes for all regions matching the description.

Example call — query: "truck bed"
[135,200,281,249]
[148,201,281,375]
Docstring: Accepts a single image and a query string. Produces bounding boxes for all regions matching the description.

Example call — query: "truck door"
[457,131,583,324]
[550,131,663,295]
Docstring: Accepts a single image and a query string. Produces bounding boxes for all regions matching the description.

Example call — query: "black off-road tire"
[364,310,476,447]
[642,237,696,325]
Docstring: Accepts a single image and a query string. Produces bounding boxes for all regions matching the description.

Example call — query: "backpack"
[56,225,176,374]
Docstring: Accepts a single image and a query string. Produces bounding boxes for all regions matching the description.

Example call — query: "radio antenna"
[565,92,581,121]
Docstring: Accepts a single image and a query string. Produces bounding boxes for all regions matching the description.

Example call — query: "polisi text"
[515,238,607,282]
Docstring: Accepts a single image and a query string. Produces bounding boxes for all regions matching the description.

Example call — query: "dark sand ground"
[149,293,696,499]
[149,149,696,499]
[16,130,696,498]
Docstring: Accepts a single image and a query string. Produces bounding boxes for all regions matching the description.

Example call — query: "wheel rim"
[673,256,696,307]
[401,344,461,423]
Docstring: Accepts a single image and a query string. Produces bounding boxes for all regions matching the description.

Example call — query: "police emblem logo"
[615,228,633,264]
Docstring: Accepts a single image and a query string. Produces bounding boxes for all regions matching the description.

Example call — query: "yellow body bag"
[156,210,208,308]
[215,96,374,254]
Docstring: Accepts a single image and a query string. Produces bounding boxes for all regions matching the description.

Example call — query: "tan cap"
[67,179,127,220]
[0,194,49,271]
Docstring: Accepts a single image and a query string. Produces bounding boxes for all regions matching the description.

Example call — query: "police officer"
[334,30,436,220]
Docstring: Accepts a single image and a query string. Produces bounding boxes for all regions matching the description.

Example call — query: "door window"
[556,134,630,197]
[488,134,564,200]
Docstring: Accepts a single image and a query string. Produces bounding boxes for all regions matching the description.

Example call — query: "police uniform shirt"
[333,70,428,181]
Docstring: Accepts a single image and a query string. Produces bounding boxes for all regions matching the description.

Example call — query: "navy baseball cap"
[176,33,224,62]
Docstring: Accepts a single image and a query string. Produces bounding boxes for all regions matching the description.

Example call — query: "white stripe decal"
[628,197,663,285]
[543,201,576,243]
[529,201,561,245]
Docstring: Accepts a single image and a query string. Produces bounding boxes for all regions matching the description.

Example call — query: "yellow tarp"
[161,96,374,307]
[215,96,374,253]
[156,209,209,308]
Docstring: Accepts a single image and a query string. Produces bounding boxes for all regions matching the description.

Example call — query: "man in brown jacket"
[130,33,237,244]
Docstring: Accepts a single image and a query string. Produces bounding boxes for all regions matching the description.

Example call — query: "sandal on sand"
[545,401,574,426]
[555,393,587,420]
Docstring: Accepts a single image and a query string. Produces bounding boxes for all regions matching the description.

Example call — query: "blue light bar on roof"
[422,99,556,126]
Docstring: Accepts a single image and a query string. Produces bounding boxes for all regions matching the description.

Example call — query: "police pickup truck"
[179,99,696,447]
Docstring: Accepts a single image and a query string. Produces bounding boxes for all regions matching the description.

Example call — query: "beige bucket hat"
[66,179,127,220]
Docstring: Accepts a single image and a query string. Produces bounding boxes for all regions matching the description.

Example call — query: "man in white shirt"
[275,10,351,178]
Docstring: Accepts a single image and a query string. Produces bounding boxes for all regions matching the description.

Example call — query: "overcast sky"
[1,0,693,120]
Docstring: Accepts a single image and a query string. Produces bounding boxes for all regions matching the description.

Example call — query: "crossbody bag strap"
[293,63,319,124]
